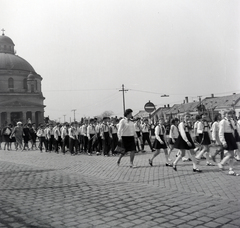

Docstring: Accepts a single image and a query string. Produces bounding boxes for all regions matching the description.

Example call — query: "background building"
[0,31,45,127]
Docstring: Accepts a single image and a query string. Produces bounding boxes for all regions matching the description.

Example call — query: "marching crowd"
[0,109,240,175]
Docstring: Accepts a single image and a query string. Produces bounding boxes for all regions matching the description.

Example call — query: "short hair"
[171,118,179,125]
[195,115,201,121]
[124,109,133,117]
[214,113,221,122]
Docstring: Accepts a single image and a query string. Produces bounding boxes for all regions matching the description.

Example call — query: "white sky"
[1,0,240,121]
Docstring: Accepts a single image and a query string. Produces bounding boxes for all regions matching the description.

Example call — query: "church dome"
[0,35,14,46]
[0,53,36,72]
[0,32,36,73]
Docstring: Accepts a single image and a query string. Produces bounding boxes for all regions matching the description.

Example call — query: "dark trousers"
[62,135,69,153]
[96,133,102,152]
[103,132,111,156]
[49,135,54,151]
[69,137,76,154]
[39,137,46,151]
[45,138,49,151]
[83,136,88,152]
[54,136,62,152]
[111,133,118,154]
[79,135,84,151]
[88,134,97,154]
[141,132,153,150]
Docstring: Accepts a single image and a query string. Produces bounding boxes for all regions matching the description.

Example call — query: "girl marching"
[195,113,214,166]
[172,112,202,172]
[149,117,172,167]
[218,110,239,175]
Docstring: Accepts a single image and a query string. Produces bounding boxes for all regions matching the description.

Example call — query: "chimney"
[164,105,166,108]
[185,97,189,103]
[211,94,214,98]
[233,93,236,95]
[167,104,170,108]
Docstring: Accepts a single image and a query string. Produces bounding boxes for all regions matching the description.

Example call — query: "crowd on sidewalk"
[0,109,240,175]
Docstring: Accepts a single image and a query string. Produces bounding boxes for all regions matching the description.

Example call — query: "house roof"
[133,110,150,119]
[201,93,240,110]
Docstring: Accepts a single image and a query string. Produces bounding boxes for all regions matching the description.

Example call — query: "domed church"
[0,29,45,127]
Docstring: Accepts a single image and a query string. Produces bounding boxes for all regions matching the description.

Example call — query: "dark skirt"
[198,132,211,145]
[224,133,238,150]
[234,130,240,142]
[10,137,16,142]
[174,132,195,150]
[122,136,136,152]
[136,131,141,138]
[154,135,167,149]
[168,138,177,145]
[3,135,10,143]
[195,135,201,144]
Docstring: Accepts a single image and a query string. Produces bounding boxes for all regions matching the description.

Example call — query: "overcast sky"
[1,0,240,121]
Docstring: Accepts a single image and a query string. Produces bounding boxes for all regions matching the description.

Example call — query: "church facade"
[0,31,45,127]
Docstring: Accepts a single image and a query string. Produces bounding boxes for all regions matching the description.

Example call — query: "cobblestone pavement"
[0,148,240,228]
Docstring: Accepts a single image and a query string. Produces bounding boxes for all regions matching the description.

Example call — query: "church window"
[31,84,34,93]
[8,78,14,88]
[23,78,27,90]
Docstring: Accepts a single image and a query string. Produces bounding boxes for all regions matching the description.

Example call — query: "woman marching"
[195,113,214,166]
[218,110,238,175]
[2,124,12,150]
[10,122,23,151]
[232,111,240,161]
[148,117,172,167]
[211,113,223,162]
[172,112,202,172]
[117,109,137,168]
[167,118,179,162]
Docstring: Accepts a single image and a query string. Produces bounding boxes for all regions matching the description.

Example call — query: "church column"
[6,112,11,125]
[22,111,27,124]
[32,112,35,123]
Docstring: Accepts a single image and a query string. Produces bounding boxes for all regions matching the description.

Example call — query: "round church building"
[0,31,45,127]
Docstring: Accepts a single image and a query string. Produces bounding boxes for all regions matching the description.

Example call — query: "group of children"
[148,110,240,175]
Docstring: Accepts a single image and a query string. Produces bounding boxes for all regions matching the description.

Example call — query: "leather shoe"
[193,168,202,172]
[149,159,153,166]
[173,164,177,171]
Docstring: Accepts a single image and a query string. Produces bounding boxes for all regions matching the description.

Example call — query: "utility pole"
[119,84,128,115]
[72,109,76,122]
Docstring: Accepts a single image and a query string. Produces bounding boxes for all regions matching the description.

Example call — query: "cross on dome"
[1,28,5,35]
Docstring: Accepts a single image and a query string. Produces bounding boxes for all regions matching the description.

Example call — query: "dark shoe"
[151,149,155,152]
[173,164,177,171]
[117,161,120,166]
[211,154,216,162]
[206,162,215,166]
[149,159,153,166]
[193,168,202,172]
[166,163,173,167]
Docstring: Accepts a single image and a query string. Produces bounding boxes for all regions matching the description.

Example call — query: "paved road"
[0,148,240,228]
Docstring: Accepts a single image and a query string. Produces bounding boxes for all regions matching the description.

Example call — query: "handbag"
[114,140,125,153]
